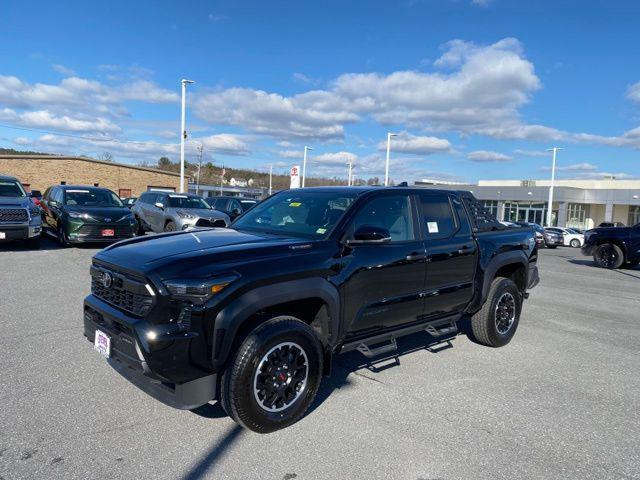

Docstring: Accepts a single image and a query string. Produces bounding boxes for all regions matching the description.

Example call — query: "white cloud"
[208,13,228,21]
[194,134,250,155]
[540,162,598,172]
[627,81,640,104]
[514,149,550,157]
[466,150,512,162]
[279,150,303,159]
[0,107,121,134]
[52,64,77,76]
[12,136,30,145]
[194,87,358,140]
[312,151,358,166]
[377,132,451,155]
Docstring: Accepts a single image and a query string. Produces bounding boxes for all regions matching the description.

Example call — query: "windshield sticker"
[316,227,327,234]
[169,194,188,198]
[67,190,91,193]
[427,221,439,233]
[289,202,302,207]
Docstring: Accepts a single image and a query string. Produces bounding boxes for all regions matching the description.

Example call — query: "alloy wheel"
[253,342,309,413]
[495,292,516,335]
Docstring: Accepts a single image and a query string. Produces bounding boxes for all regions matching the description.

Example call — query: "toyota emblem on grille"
[104,217,112,222]
[101,271,113,289]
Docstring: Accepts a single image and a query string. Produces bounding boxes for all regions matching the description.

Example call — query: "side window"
[420,194,456,239]
[230,200,242,212]
[451,196,471,237]
[43,187,51,200]
[350,195,415,242]
[53,188,64,203]
[139,192,150,204]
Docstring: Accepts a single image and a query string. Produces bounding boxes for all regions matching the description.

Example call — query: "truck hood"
[0,196,30,207]
[95,228,311,274]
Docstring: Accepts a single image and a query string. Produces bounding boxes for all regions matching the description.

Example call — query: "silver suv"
[132,192,229,233]
[0,174,42,248]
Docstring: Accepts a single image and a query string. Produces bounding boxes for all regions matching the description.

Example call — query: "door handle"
[457,245,473,255]
[406,252,426,262]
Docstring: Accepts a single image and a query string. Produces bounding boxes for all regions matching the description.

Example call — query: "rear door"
[341,192,427,335]
[420,192,477,318]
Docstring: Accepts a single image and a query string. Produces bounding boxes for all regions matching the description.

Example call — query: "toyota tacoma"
[84,187,539,433]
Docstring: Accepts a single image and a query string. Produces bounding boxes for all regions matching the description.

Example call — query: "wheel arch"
[211,278,340,369]
[481,251,529,302]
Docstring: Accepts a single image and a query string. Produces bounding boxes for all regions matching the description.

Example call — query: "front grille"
[0,208,28,223]
[78,225,133,239]
[196,218,227,228]
[91,266,154,317]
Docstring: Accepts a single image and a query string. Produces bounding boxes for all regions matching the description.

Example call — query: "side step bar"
[340,315,460,358]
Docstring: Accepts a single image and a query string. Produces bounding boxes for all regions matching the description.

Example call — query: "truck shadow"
[307,324,471,418]
[567,258,640,279]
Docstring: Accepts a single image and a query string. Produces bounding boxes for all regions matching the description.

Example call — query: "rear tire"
[471,277,522,348]
[220,316,323,433]
[593,243,624,269]
[135,217,145,236]
[570,239,581,248]
[57,224,70,247]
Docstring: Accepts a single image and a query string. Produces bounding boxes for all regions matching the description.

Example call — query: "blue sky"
[1,0,639,183]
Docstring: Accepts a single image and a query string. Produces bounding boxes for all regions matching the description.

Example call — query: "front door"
[420,193,477,318]
[341,193,426,336]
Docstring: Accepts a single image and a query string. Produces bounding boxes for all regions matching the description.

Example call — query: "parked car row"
[1,174,263,249]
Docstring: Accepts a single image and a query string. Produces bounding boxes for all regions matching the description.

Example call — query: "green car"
[41,185,137,246]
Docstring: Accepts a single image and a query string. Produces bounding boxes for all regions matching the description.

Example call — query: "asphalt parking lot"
[1,240,639,480]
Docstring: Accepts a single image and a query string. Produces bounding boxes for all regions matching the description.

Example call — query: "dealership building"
[0,154,187,197]
[417,178,640,229]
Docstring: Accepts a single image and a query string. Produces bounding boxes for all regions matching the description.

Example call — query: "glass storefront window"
[567,203,589,229]
[481,200,499,217]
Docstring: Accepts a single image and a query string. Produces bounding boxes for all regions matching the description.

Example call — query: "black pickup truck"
[83,187,539,433]
[582,223,640,269]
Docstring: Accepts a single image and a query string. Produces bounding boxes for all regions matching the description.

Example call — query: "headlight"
[177,210,196,219]
[28,206,40,218]
[164,274,239,304]
[68,212,92,219]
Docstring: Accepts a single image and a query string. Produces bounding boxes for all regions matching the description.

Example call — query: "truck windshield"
[167,195,210,209]
[0,180,27,197]
[233,190,358,239]
[65,189,123,207]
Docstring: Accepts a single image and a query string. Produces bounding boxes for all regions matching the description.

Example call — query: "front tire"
[220,316,323,433]
[570,239,581,248]
[593,243,624,269]
[164,221,177,232]
[471,277,522,348]
[57,223,70,247]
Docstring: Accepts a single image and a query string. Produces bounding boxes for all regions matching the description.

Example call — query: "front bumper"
[0,223,41,241]
[581,244,596,256]
[83,294,217,409]
[177,216,228,230]
[66,221,136,243]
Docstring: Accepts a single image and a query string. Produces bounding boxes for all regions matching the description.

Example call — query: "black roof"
[59,185,115,192]
[0,174,19,182]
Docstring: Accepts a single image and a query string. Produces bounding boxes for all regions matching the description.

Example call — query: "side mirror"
[348,225,391,245]
[231,207,242,216]
[154,202,164,210]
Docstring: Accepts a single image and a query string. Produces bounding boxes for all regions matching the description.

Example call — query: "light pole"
[384,132,397,186]
[269,163,273,196]
[179,79,195,193]
[302,146,312,187]
[347,160,353,186]
[546,147,562,227]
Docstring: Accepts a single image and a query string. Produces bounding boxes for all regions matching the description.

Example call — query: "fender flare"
[211,277,340,367]
[481,251,529,302]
